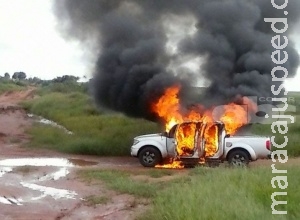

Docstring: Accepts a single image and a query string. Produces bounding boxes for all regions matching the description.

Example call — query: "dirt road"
[0,89,145,220]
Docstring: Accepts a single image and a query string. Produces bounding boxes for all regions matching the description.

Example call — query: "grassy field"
[22,82,300,157]
[0,79,26,94]
[79,164,299,220]
[22,83,160,156]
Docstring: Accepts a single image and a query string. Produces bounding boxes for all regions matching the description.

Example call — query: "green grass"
[23,91,160,156]
[250,92,300,156]
[21,83,300,157]
[37,81,88,95]
[79,169,166,198]
[139,165,299,220]
[143,169,175,178]
[22,92,98,120]
[0,79,26,94]
[78,165,299,220]
[252,115,300,157]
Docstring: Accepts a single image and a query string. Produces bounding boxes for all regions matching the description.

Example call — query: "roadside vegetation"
[252,92,300,156]
[79,164,299,220]
[0,78,26,94]
[22,80,160,156]
[21,79,299,157]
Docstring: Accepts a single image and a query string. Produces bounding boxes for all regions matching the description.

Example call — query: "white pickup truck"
[131,121,272,167]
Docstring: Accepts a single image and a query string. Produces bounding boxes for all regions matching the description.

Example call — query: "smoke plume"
[53,0,300,120]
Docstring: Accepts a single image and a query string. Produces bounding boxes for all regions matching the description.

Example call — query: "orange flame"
[203,124,219,157]
[151,85,256,134]
[155,159,184,169]
[151,85,257,168]
[175,122,197,156]
[151,85,184,132]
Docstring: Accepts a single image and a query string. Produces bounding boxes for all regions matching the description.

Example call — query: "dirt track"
[0,88,298,220]
[0,89,146,220]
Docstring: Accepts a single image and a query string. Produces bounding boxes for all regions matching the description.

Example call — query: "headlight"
[133,139,139,145]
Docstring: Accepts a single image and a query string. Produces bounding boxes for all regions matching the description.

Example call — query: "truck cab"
[130,121,271,167]
[164,121,226,166]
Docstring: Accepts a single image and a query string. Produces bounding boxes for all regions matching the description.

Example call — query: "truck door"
[196,122,206,158]
[210,123,226,158]
[203,123,219,157]
[203,122,224,158]
[166,138,176,158]
[166,125,177,158]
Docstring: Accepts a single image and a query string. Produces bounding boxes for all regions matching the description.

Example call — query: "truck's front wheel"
[139,147,162,167]
[228,150,250,167]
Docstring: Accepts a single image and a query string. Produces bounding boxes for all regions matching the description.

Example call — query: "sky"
[0,0,92,81]
[0,0,299,91]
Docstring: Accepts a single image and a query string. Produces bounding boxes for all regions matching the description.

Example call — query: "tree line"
[1,72,81,84]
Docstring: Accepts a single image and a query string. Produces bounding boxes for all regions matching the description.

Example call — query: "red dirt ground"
[0,89,146,220]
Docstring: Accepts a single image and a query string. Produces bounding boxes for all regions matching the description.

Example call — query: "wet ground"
[0,155,143,220]
[0,89,144,220]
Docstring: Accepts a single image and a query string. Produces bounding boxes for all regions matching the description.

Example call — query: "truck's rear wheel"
[228,150,249,167]
[139,147,162,167]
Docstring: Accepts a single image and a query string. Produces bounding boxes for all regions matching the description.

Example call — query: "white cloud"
[0,0,90,80]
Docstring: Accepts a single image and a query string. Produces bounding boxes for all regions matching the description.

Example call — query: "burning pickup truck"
[131,121,271,168]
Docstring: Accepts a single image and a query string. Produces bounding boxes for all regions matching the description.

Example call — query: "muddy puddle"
[0,196,23,206]
[0,158,98,167]
[0,158,97,206]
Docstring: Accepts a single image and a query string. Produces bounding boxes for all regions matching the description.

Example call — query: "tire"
[138,147,162,167]
[228,150,250,167]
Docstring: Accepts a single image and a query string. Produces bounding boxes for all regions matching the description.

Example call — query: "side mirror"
[225,134,230,138]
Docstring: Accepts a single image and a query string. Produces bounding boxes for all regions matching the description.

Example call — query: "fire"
[151,85,257,168]
[155,159,184,169]
[151,85,184,132]
[175,122,197,156]
[203,124,219,157]
[219,96,257,134]
[151,85,256,134]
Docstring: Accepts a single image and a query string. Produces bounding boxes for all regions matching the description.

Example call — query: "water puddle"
[0,158,98,167]
[0,167,12,177]
[20,182,77,200]
[0,196,23,206]
[0,158,74,167]
[27,114,73,134]
[0,157,97,205]
[39,167,70,181]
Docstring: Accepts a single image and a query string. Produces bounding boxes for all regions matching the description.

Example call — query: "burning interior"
[152,85,256,168]
[174,121,221,158]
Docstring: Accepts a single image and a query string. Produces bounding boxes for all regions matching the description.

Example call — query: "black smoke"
[53,0,300,120]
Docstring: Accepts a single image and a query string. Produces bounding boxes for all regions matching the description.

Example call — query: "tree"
[52,75,79,83]
[28,77,42,84]
[4,72,10,79]
[12,72,26,80]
